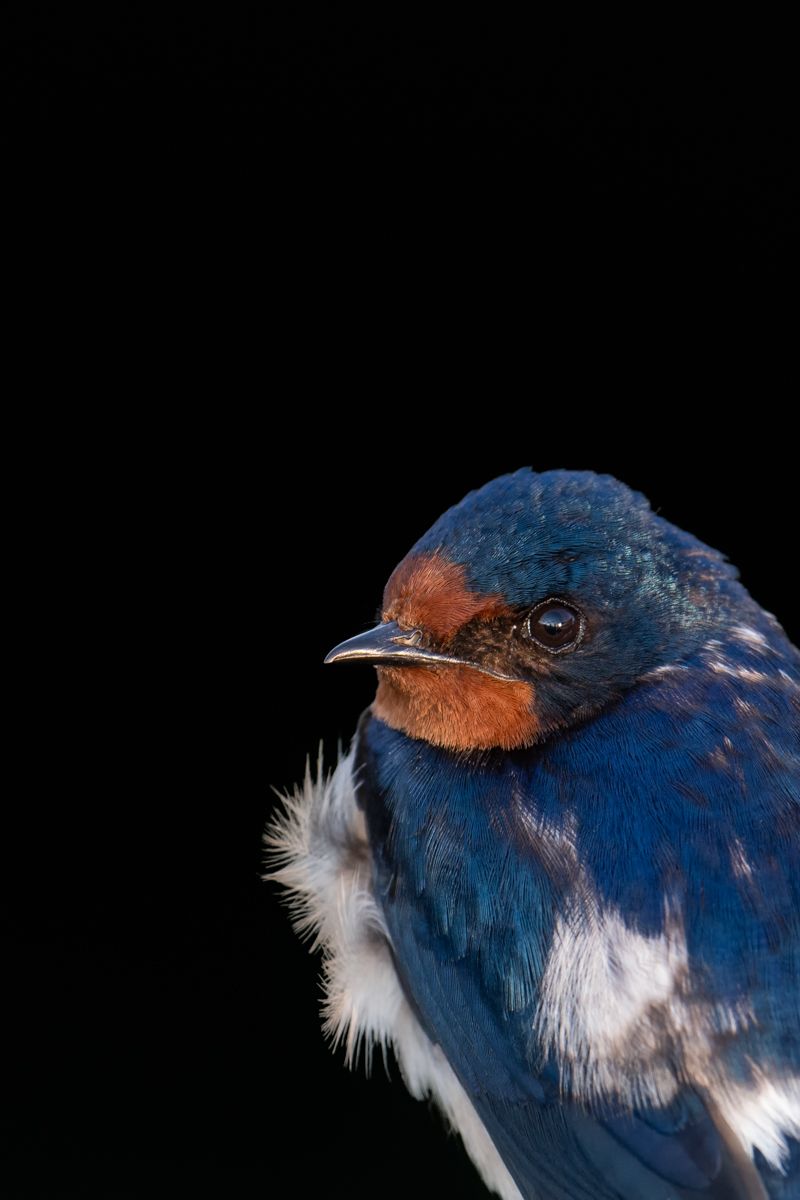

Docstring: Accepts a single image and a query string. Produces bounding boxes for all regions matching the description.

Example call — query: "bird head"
[326,469,741,752]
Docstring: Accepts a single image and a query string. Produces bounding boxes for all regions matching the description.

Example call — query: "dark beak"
[324,620,461,669]
[324,620,515,681]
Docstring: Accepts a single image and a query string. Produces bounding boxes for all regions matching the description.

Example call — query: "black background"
[4,13,796,1200]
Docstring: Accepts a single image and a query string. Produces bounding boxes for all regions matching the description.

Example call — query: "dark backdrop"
[4,13,795,1200]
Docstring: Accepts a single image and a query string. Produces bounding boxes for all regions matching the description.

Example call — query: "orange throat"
[373,664,539,752]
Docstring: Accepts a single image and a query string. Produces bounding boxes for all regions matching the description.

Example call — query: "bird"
[268,468,799,1200]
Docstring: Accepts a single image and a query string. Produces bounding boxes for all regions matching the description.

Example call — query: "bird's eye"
[525,600,583,653]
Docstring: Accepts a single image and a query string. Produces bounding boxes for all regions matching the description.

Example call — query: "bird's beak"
[325,620,467,670]
[324,620,515,681]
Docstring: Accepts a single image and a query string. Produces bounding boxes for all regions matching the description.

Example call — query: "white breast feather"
[715,1074,800,1172]
[536,890,799,1172]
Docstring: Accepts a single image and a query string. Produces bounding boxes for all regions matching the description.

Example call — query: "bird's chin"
[372,664,541,752]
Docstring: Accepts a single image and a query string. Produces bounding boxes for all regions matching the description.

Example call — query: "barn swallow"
[269,469,799,1199]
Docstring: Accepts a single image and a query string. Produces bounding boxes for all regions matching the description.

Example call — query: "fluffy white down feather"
[266,749,522,1200]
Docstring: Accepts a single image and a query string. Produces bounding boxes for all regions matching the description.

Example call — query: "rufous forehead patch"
[383,551,511,641]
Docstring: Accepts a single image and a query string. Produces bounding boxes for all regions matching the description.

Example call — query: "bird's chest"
[356,719,564,1025]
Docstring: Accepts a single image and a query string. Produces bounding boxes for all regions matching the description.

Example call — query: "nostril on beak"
[392,629,423,647]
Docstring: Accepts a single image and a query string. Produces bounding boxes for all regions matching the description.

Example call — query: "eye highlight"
[525,599,584,653]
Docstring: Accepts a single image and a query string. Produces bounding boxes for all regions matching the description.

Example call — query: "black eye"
[525,600,583,653]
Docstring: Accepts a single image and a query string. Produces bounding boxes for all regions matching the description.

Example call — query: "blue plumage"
[272,469,800,1199]
[357,622,799,1196]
